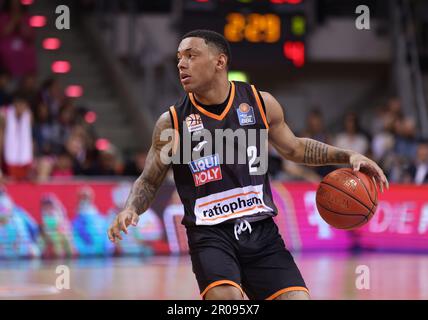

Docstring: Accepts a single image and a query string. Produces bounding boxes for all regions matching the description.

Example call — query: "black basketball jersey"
[168,81,278,226]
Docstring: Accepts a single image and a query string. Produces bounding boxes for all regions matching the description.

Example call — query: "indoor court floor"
[1,253,427,300]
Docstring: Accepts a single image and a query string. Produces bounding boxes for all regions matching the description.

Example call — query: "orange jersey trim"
[189,81,236,121]
[169,105,179,154]
[266,286,309,300]
[250,85,269,130]
[201,280,244,298]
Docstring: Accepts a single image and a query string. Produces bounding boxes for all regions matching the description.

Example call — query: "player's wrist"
[124,206,139,215]
[344,150,358,162]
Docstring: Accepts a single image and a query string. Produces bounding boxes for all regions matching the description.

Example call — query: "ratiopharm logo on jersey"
[194,184,273,225]
[188,154,222,187]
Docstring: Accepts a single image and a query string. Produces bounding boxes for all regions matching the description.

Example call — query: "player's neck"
[193,79,231,106]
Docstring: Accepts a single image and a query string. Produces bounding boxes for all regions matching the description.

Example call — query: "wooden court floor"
[0,252,427,299]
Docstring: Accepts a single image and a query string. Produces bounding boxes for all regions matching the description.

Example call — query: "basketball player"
[108,30,389,300]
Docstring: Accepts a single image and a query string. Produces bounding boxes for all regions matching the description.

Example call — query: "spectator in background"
[0,69,11,106]
[0,0,36,77]
[96,146,123,176]
[371,105,395,162]
[267,145,283,179]
[51,151,74,179]
[268,145,321,182]
[301,108,332,144]
[0,94,33,180]
[301,108,334,177]
[387,97,403,121]
[57,99,77,146]
[123,149,147,176]
[393,116,418,160]
[74,148,97,175]
[40,78,63,118]
[370,98,407,183]
[335,112,369,155]
[15,73,37,106]
[403,139,428,184]
[65,127,88,171]
[33,101,56,155]
[32,101,62,182]
[372,97,403,134]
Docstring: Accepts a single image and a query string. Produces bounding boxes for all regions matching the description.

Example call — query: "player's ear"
[216,53,228,71]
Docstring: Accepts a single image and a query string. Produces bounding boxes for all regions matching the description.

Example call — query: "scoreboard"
[180,0,307,68]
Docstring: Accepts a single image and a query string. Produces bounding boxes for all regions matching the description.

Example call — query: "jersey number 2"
[247,146,258,173]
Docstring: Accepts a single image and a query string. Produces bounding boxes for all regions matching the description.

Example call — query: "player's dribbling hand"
[349,153,389,193]
[107,209,140,243]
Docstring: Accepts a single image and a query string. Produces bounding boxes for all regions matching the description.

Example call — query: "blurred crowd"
[0,70,147,182]
[1,71,426,184]
[0,0,145,182]
[269,97,428,185]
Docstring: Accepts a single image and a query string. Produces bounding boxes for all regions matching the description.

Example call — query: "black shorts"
[186,217,308,300]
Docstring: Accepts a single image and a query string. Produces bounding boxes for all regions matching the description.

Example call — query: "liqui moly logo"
[188,154,222,187]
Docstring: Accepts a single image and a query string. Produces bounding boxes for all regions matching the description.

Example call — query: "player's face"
[177,37,220,93]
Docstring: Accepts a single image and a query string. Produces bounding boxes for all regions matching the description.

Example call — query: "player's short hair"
[181,29,232,68]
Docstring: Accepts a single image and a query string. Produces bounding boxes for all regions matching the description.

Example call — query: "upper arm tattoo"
[125,112,172,214]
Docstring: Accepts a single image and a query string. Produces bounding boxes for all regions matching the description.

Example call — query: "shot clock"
[181,0,307,68]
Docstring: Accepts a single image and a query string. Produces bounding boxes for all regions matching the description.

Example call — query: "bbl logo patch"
[188,154,222,187]
[185,113,204,133]
[236,103,255,126]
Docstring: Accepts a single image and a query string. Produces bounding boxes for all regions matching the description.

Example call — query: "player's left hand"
[349,153,389,193]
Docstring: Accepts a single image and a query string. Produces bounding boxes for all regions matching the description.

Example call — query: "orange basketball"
[315,168,378,230]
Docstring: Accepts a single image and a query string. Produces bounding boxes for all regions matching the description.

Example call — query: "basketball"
[315,168,378,230]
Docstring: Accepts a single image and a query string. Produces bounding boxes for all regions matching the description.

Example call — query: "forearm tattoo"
[303,140,328,164]
[303,139,350,165]
[124,172,163,215]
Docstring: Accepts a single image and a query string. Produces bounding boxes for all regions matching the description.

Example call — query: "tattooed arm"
[262,91,389,191]
[108,112,173,242]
